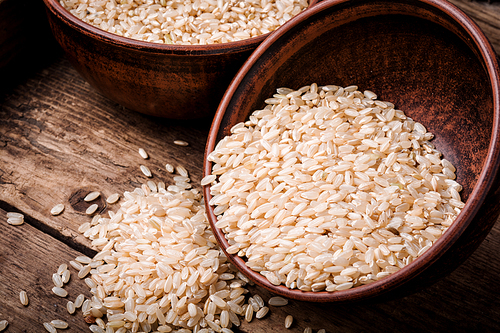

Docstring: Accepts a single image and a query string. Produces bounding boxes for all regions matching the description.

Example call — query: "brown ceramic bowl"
[41,0,318,119]
[204,0,500,302]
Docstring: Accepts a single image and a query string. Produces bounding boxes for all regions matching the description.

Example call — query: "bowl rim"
[204,0,500,302]
[42,0,319,55]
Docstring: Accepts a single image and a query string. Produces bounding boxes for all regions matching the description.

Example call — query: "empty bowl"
[204,0,500,302]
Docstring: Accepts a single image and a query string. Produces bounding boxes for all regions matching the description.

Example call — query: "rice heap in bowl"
[60,0,310,45]
[205,84,465,292]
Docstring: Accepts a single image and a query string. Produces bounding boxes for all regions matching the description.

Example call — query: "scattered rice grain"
[138,148,149,159]
[140,165,152,178]
[52,287,68,297]
[173,140,189,146]
[51,320,69,329]
[85,204,98,215]
[84,191,100,202]
[43,322,56,333]
[268,296,288,306]
[106,193,120,204]
[67,300,76,314]
[19,290,28,306]
[51,204,65,216]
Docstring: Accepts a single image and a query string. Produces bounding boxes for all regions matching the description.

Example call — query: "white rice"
[71,173,266,332]
[207,84,464,292]
[19,290,29,306]
[60,0,310,45]
[106,193,120,204]
[51,204,65,216]
[139,148,149,159]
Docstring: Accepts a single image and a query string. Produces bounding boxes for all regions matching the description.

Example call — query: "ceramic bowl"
[204,0,500,302]
[41,0,318,119]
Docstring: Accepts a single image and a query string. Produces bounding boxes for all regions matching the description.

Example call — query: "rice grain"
[0,320,8,331]
[140,165,152,178]
[75,294,85,308]
[52,287,68,297]
[72,170,263,332]
[19,290,28,306]
[173,140,189,146]
[106,193,120,204]
[61,0,309,45]
[67,300,76,314]
[256,306,269,319]
[86,204,98,215]
[84,191,100,202]
[208,84,464,292]
[51,204,65,216]
[139,148,149,159]
[43,322,57,333]
[51,320,69,329]
[268,296,288,306]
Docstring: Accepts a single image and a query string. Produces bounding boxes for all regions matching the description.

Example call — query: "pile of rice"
[78,179,259,332]
[60,0,310,45]
[205,83,464,292]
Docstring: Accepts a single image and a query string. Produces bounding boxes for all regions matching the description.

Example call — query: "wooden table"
[1,0,500,332]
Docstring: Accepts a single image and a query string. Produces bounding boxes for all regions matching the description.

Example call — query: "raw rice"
[60,0,310,45]
[140,165,152,178]
[86,204,99,215]
[0,320,8,331]
[67,300,76,314]
[84,191,101,202]
[74,294,85,308]
[51,320,69,329]
[256,306,269,319]
[268,296,288,306]
[53,273,64,288]
[165,163,175,173]
[51,204,65,216]
[62,270,71,284]
[207,84,464,292]
[139,148,149,159]
[304,327,312,333]
[106,193,120,204]
[6,212,24,225]
[69,260,83,271]
[57,264,68,275]
[285,315,293,328]
[52,286,68,297]
[73,173,265,332]
[19,290,29,306]
[43,322,57,333]
[6,212,23,219]
[174,140,189,146]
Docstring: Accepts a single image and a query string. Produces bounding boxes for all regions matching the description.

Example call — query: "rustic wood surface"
[1,0,500,332]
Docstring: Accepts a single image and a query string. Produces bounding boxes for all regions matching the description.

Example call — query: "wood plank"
[0,208,92,332]
[450,0,500,54]
[0,57,211,250]
[1,1,500,332]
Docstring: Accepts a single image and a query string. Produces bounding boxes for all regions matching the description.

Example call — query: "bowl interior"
[215,0,494,201]
[206,0,498,302]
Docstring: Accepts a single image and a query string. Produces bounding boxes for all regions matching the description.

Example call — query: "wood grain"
[0,0,500,331]
[0,209,92,332]
[450,0,500,54]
